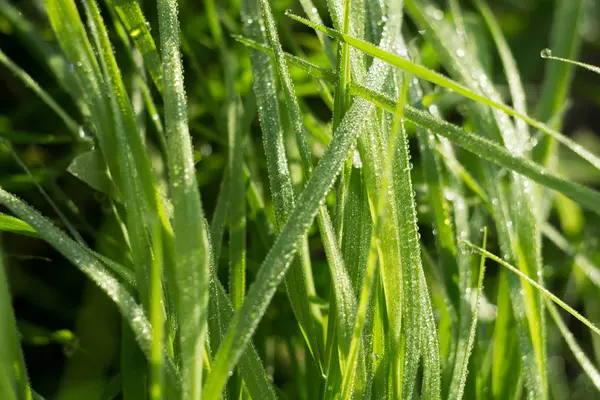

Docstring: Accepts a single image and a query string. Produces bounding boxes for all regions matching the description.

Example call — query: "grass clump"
[1,0,600,398]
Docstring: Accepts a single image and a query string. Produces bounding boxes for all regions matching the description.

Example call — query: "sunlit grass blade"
[240,0,325,376]
[202,41,396,396]
[0,213,39,238]
[0,188,181,396]
[285,12,600,173]
[0,248,32,400]
[297,0,336,65]
[104,0,163,92]
[449,228,488,400]
[156,0,211,397]
[258,0,362,393]
[462,240,600,337]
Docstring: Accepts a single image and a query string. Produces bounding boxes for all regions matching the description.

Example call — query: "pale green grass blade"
[227,98,246,312]
[0,48,79,137]
[419,265,442,400]
[105,0,163,92]
[546,302,600,391]
[462,240,600,337]
[148,221,165,400]
[0,188,181,396]
[0,249,31,400]
[0,213,39,238]
[207,279,277,400]
[541,51,600,75]
[157,0,211,398]
[542,224,600,288]
[210,172,230,267]
[202,40,395,396]
[286,12,600,172]
[492,270,521,400]
[449,229,488,400]
[240,0,325,375]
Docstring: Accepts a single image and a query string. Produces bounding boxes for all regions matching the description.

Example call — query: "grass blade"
[0,188,181,395]
[157,0,211,397]
[0,248,31,400]
[285,12,600,173]
[462,240,600,337]
[449,229,488,399]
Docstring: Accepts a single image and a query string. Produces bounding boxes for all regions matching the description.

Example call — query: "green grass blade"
[157,0,211,397]
[474,0,528,136]
[541,51,600,75]
[0,48,79,137]
[285,12,600,173]
[258,0,362,392]
[0,214,40,238]
[0,248,32,400]
[462,240,600,337]
[202,43,395,396]
[104,0,163,92]
[546,301,600,391]
[449,229,488,400]
[0,188,181,395]
[240,0,325,375]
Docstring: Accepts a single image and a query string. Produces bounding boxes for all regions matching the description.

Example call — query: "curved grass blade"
[540,51,600,75]
[461,240,600,337]
[156,0,211,398]
[449,228,488,400]
[0,249,32,400]
[474,0,528,136]
[285,12,600,173]
[0,188,181,396]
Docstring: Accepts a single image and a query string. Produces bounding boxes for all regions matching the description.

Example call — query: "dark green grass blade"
[0,188,181,396]
[0,248,32,400]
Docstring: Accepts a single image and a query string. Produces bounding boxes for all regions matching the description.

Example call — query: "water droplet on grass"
[540,48,552,58]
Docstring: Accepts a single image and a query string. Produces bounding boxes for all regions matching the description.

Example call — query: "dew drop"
[540,48,552,58]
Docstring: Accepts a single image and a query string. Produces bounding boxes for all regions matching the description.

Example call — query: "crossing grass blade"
[285,12,600,173]
[239,0,325,377]
[0,248,32,400]
[156,0,211,398]
[462,240,600,337]
[202,31,398,395]
[240,43,600,216]
[258,0,364,393]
